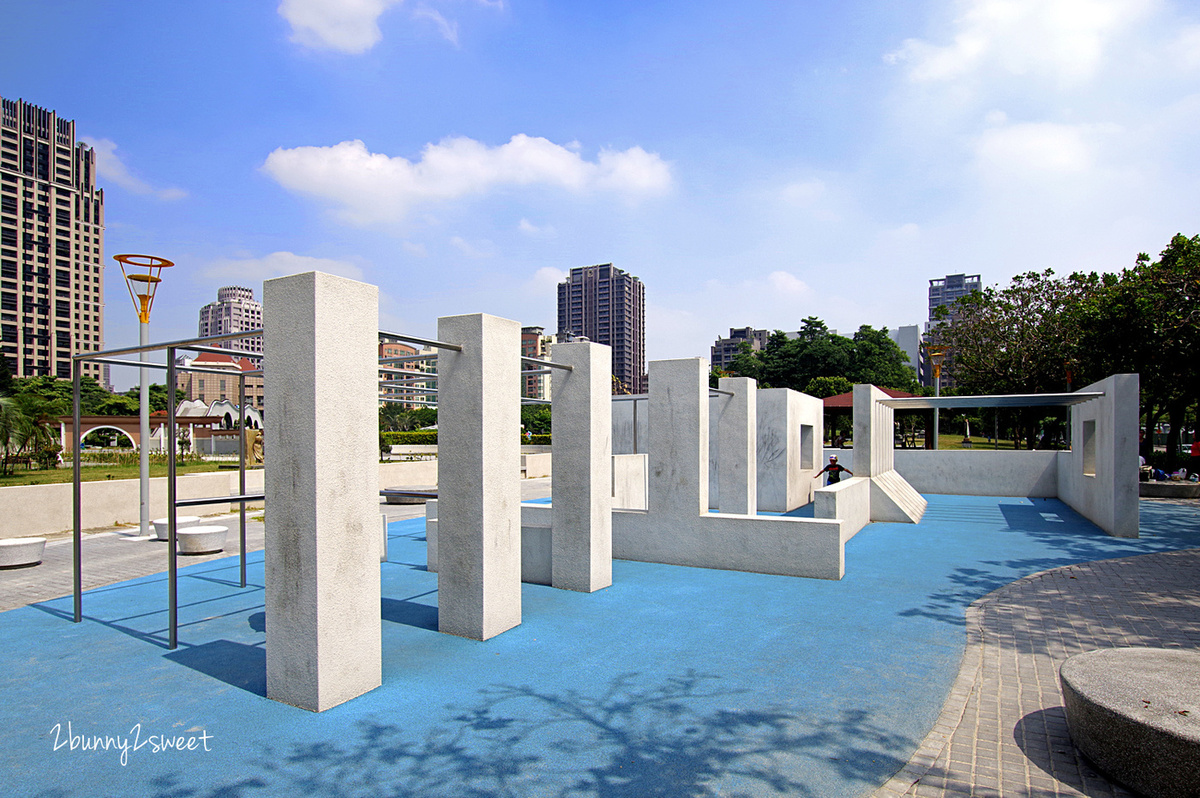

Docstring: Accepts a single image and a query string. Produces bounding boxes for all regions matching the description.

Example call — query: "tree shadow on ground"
[182,670,915,798]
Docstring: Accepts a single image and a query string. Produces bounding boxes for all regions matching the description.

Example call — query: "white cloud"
[402,241,428,257]
[262,135,673,225]
[527,266,566,294]
[278,0,403,54]
[81,137,187,201]
[203,251,365,282]
[517,218,556,237]
[974,121,1101,178]
[449,236,493,258]
[412,7,458,45]
[886,0,1155,87]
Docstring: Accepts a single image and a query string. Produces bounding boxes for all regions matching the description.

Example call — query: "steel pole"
[167,347,178,649]
[139,320,149,538]
[72,363,82,623]
[933,373,941,451]
[238,373,247,589]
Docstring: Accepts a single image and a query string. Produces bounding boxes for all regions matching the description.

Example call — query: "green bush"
[381,431,553,446]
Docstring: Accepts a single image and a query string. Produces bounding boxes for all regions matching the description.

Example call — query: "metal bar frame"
[379,330,463,352]
[167,347,178,649]
[73,329,263,362]
[72,363,82,623]
[521,356,572,371]
[378,354,438,364]
[238,373,247,588]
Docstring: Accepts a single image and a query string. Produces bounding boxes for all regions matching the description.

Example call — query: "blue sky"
[4,0,1198,389]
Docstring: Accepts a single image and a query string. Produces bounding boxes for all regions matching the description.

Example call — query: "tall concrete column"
[263,271,381,712]
[717,376,757,515]
[550,341,612,592]
[436,313,522,640]
[648,359,709,518]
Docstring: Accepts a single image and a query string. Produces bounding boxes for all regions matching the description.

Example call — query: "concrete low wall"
[522,453,552,479]
[612,510,846,580]
[613,454,648,510]
[894,449,1059,497]
[814,477,871,543]
[2,460,443,538]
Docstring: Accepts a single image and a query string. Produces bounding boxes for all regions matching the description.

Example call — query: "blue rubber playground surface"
[2,496,1198,797]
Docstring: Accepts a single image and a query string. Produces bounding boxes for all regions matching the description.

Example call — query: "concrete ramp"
[870,470,926,523]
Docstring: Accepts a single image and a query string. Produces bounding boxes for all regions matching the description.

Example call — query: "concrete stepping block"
[176,526,228,555]
[1061,647,1200,798]
[0,537,46,568]
[151,516,201,540]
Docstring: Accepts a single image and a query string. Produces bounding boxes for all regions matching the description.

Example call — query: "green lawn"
[0,461,223,488]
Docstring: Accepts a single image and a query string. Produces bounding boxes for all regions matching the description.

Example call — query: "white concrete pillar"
[853,384,894,477]
[436,313,522,641]
[648,359,709,518]
[550,341,613,592]
[263,271,381,712]
[717,377,757,515]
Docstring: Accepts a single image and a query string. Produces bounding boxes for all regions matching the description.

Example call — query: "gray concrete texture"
[1059,647,1200,798]
[550,341,613,593]
[717,377,757,515]
[436,313,522,641]
[263,271,381,712]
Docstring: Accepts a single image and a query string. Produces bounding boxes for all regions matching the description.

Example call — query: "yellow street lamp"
[924,344,948,450]
[116,254,174,538]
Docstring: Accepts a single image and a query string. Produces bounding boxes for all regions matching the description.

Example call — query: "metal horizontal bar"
[379,330,463,352]
[611,393,649,402]
[379,397,438,406]
[87,356,168,371]
[521,369,554,376]
[521,399,552,405]
[879,391,1104,410]
[380,385,439,393]
[381,377,438,385]
[710,389,733,397]
[379,354,438,364]
[175,493,265,508]
[378,367,437,377]
[522,356,572,371]
[75,329,264,361]
[185,344,262,359]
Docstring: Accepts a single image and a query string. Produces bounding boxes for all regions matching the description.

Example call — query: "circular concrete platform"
[1060,647,1200,798]
[1140,481,1200,498]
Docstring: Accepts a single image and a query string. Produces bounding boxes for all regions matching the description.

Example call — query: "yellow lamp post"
[116,254,174,538]
[925,345,948,450]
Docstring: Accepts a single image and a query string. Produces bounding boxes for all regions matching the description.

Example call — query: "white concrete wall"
[613,510,845,580]
[717,377,757,515]
[612,396,648,455]
[894,450,1059,497]
[756,388,823,512]
[814,477,871,543]
[263,271,381,713]
[1057,374,1140,538]
[436,313,523,641]
[612,454,648,510]
[521,453,552,478]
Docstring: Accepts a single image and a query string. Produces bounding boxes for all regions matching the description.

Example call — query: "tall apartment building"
[710,327,770,371]
[556,263,645,394]
[520,326,552,400]
[198,286,263,358]
[888,324,924,383]
[928,273,982,323]
[926,273,982,388]
[0,97,105,381]
[378,340,435,409]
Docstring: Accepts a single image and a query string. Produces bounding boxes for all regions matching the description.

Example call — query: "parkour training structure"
[65,270,1139,712]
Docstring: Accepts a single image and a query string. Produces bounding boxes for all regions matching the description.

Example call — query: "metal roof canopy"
[880,391,1104,410]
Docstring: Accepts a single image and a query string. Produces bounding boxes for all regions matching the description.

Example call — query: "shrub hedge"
[381,431,552,446]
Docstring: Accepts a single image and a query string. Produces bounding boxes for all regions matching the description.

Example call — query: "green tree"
[847,325,919,391]
[521,404,552,435]
[803,376,853,399]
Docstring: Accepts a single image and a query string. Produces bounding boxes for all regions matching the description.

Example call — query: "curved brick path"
[874,546,1200,798]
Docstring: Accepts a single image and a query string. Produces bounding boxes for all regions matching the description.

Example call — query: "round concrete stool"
[151,515,201,540]
[176,526,228,555]
[1060,647,1200,798]
[0,537,47,568]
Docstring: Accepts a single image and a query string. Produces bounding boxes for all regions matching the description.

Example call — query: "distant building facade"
[198,286,262,358]
[378,339,434,409]
[521,326,553,400]
[0,97,106,382]
[710,327,770,371]
[888,325,924,383]
[174,351,264,409]
[926,273,982,388]
[556,263,645,394]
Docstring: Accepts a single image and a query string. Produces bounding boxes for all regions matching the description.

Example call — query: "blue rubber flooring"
[2,496,1198,798]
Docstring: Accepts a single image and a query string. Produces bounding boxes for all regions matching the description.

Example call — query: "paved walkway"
[875,538,1200,797]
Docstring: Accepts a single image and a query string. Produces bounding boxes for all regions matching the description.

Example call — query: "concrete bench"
[1139,480,1200,499]
[1061,647,1200,798]
[381,487,437,505]
[0,537,47,568]
[152,516,201,540]
[176,526,228,555]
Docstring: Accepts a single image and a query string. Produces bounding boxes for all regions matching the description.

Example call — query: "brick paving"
[874,544,1200,798]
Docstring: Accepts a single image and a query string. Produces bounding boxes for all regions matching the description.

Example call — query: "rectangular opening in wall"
[800,424,814,470]
[1082,419,1097,477]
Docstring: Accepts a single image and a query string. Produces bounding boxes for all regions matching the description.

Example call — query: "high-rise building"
[556,263,645,394]
[198,286,263,358]
[520,326,552,400]
[888,325,924,382]
[926,273,982,388]
[710,327,770,371]
[0,97,105,381]
[928,273,982,323]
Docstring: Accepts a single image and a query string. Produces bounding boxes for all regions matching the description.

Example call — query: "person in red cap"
[815,454,853,486]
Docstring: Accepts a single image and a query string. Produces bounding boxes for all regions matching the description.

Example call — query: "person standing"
[815,454,853,486]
